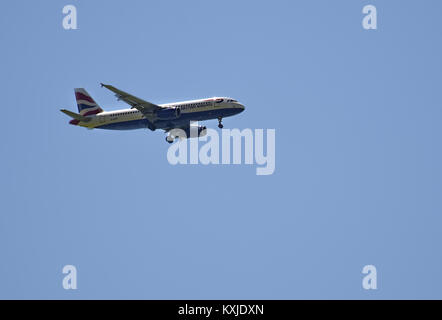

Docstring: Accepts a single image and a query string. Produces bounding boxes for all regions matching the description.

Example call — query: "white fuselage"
[80,97,244,131]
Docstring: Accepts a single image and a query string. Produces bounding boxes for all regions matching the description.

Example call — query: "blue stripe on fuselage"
[97,118,148,130]
[95,108,242,130]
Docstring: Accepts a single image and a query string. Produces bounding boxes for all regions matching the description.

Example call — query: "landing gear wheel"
[218,124,224,129]
[218,117,223,129]
[166,136,174,144]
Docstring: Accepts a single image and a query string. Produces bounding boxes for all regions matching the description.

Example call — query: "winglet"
[101,83,112,89]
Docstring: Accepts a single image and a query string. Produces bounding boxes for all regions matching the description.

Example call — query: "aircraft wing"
[100,83,160,117]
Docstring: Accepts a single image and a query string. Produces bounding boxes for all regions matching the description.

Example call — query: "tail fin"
[74,88,103,116]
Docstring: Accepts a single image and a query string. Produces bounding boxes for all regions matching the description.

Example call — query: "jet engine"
[165,125,207,143]
[184,125,207,138]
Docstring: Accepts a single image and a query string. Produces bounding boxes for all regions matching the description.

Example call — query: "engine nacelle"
[156,107,181,120]
[166,125,207,143]
[184,126,207,138]
[198,126,207,137]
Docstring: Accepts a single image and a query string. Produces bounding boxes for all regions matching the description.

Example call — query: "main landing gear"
[218,117,224,129]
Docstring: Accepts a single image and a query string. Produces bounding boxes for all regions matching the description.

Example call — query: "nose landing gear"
[218,117,224,129]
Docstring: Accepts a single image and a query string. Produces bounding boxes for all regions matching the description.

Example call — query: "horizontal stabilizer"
[60,109,91,122]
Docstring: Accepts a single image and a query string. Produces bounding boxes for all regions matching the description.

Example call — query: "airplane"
[60,84,245,143]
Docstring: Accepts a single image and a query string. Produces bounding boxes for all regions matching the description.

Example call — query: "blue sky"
[0,0,441,299]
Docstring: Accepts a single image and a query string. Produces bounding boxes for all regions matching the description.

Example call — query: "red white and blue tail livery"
[75,88,103,116]
[61,84,245,143]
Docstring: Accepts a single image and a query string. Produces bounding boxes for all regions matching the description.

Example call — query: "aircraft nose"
[238,104,245,113]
